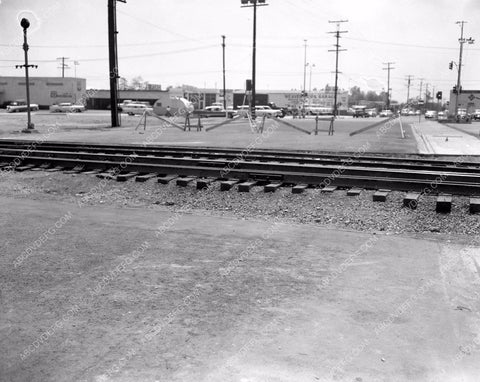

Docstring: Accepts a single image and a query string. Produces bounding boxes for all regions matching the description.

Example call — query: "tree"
[130,76,146,90]
[118,77,129,90]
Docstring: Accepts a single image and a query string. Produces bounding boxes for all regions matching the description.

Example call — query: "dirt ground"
[1,194,480,382]
[0,110,420,154]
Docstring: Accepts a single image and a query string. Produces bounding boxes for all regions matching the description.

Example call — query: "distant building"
[0,76,86,108]
[232,88,349,110]
[85,89,169,109]
[449,89,480,114]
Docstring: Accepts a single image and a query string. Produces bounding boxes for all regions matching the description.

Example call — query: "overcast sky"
[1,0,479,101]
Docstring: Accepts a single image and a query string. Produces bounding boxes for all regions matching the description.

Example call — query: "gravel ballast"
[1,170,479,239]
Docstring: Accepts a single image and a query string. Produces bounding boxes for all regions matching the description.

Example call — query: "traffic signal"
[449,61,453,70]
[436,91,442,100]
[453,86,457,94]
[245,79,252,91]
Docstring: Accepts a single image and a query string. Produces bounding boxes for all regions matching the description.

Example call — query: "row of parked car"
[4,100,86,113]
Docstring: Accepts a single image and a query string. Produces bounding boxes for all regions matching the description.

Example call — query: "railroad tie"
[176,177,196,187]
[220,180,239,191]
[292,184,308,194]
[373,189,390,202]
[264,183,282,193]
[116,172,139,182]
[157,174,178,184]
[321,186,337,193]
[196,178,215,190]
[436,194,452,213]
[63,165,85,174]
[135,173,158,182]
[14,164,36,172]
[403,192,420,209]
[238,181,257,192]
[469,197,480,214]
[45,166,64,172]
[347,188,362,196]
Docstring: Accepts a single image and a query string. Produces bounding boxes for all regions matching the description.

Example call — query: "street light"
[18,18,37,132]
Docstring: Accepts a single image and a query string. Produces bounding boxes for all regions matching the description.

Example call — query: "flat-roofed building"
[0,76,86,108]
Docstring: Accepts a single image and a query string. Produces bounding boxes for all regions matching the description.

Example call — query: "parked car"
[425,110,438,119]
[6,100,39,113]
[49,102,86,113]
[379,110,393,117]
[473,109,480,121]
[237,105,282,118]
[437,111,448,121]
[198,105,236,118]
[121,103,153,115]
[366,109,377,117]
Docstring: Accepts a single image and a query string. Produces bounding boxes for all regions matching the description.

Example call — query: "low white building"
[0,76,86,108]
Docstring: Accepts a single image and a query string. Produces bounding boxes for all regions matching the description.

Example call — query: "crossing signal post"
[17,18,37,132]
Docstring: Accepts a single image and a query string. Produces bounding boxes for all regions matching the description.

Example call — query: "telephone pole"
[56,57,69,78]
[328,19,348,135]
[418,78,424,101]
[303,39,307,94]
[241,0,269,120]
[382,62,395,109]
[221,35,226,110]
[107,0,125,128]
[405,75,414,104]
[454,21,475,116]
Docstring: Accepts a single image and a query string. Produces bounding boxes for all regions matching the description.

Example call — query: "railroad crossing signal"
[436,91,442,100]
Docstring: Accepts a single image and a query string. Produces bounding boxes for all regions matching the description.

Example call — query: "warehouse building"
[448,89,480,114]
[0,76,86,108]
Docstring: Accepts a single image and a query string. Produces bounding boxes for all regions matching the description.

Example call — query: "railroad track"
[1,140,480,197]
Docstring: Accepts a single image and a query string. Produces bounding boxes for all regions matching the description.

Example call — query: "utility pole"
[454,21,475,116]
[418,78,424,100]
[221,35,226,110]
[308,63,315,92]
[405,75,414,104]
[425,83,429,110]
[56,57,69,78]
[241,0,268,120]
[303,39,307,94]
[74,60,79,79]
[328,19,348,135]
[382,62,395,109]
[108,0,125,128]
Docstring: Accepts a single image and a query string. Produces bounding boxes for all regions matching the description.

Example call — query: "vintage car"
[121,103,153,115]
[196,105,237,118]
[49,102,86,113]
[6,100,39,113]
[237,105,282,118]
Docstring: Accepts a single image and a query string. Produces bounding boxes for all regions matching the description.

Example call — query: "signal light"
[449,62,453,70]
[453,86,457,94]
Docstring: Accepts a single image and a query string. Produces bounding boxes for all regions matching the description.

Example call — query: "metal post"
[251,0,257,119]
[22,23,33,130]
[222,35,226,110]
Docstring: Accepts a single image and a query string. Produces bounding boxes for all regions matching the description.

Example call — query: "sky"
[0,0,479,102]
